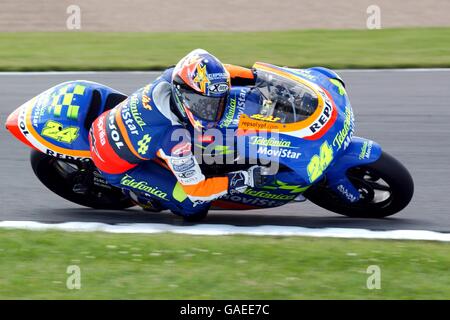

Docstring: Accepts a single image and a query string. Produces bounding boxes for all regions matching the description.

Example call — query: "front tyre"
[304,151,414,218]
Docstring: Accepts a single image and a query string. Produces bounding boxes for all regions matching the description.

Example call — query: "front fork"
[323,136,382,203]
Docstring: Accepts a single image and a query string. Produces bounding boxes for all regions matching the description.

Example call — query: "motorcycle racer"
[88,49,264,218]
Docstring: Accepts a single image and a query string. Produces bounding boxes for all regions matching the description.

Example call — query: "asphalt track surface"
[1,70,449,232]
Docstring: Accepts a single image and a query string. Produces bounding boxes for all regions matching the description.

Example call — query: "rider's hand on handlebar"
[246,165,274,188]
[228,166,275,194]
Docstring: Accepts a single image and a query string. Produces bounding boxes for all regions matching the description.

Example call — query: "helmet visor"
[179,87,227,122]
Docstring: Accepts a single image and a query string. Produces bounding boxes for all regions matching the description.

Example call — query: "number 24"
[307,141,333,183]
[41,120,79,144]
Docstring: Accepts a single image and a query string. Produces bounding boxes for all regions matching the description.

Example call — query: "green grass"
[0,229,449,299]
[0,28,450,71]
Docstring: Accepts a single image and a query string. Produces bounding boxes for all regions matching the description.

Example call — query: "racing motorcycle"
[5,62,414,220]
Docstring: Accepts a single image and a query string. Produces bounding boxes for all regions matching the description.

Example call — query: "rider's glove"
[228,166,274,194]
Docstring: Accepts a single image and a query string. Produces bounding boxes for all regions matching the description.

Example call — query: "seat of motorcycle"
[83,90,127,131]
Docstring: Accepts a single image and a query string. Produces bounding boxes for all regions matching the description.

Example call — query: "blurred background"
[2,0,450,31]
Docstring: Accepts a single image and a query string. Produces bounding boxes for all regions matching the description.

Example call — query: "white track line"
[0,221,449,242]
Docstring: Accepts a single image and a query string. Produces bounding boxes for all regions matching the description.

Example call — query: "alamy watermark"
[66,5,81,30]
[170,128,286,174]
[366,265,381,289]
[66,265,81,290]
[366,5,381,29]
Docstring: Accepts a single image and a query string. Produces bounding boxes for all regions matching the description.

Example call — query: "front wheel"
[304,151,414,218]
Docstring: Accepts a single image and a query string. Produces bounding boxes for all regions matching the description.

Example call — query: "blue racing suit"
[89,66,256,215]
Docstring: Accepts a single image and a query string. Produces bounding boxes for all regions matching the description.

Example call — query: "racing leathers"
[88,64,256,216]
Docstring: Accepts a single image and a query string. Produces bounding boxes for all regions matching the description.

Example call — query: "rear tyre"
[304,151,414,218]
[30,150,134,210]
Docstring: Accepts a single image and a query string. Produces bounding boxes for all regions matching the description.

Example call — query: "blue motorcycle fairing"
[207,64,381,205]
[229,83,354,186]
[306,67,345,86]
[324,137,382,203]
[218,169,309,208]
[14,80,126,160]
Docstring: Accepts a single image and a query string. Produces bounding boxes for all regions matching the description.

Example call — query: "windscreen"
[253,69,319,123]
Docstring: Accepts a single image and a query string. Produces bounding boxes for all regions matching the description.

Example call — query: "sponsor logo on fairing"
[337,184,360,203]
[31,101,48,127]
[46,149,90,162]
[257,146,301,159]
[222,194,285,207]
[359,140,374,160]
[250,136,295,148]
[308,98,333,134]
[243,189,297,201]
[18,107,30,137]
[333,106,354,151]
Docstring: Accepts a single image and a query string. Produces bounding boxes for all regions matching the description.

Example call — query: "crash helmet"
[171,49,230,130]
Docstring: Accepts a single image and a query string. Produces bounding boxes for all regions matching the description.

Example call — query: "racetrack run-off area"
[1,228,449,299]
[0,70,449,233]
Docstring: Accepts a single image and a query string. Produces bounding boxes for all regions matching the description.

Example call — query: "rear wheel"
[304,151,414,218]
[30,150,134,210]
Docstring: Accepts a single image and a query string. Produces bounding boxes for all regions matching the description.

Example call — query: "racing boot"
[122,189,164,212]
